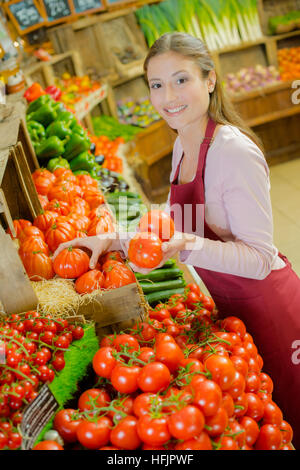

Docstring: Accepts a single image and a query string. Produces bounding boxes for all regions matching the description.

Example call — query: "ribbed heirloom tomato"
[53,247,90,279]
[75,269,105,294]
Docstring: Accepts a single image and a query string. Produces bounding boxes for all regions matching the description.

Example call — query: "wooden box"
[231,81,300,165]
[0,226,38,315]
[0,102,41,233]
[258,0,300,35]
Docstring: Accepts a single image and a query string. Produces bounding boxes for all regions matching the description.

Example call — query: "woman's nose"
[165,84,177,102]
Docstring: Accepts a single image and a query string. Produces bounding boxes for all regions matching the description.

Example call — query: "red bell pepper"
[45,85,62,101]
[23,82,45,102]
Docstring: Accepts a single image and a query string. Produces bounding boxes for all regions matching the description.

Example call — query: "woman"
[54,33,300,448]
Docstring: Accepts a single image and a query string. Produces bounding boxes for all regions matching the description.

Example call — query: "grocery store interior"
[0,0,299,452]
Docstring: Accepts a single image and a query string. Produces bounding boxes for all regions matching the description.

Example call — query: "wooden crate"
[258,0,300,35]
[0,226,38,315]
[0,102,42,226]
[231,81,300,164]
[75,282,147,340]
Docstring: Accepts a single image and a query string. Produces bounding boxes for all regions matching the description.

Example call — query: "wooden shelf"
[247,104,300,127]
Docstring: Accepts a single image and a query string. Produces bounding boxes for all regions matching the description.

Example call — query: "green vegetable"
[92,115,142,142]
[27,103,57,128]
[27,120,46,143]
[36,136,66,160]
[135,268,183,282]
[69,151,96,172]
[159,259,177,269]
[106,191,141,200]
[63,133,91,161]
[146,288,185,305]
[56,110,77,126]
[26,95,51,115]
[47,156,70,172]
[139,278,186,294]
[73,170,90,176]
[70,122,86,136]
[46,120,72,139]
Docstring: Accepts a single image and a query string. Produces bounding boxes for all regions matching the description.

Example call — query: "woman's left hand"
[126,232,197,274]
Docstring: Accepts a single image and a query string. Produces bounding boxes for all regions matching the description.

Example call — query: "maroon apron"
[170,118,300,449]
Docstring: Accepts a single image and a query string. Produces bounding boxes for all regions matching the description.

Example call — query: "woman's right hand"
[52,233,121,269]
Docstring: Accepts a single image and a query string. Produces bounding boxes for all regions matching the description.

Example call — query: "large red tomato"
[75,269,105,294]
[53,247,90,279]
[139,210,175,242]
[128,232,163,269]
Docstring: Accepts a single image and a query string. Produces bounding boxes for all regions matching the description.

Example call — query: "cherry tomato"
[110,416,141,450]
[33,440,63,450]
[77,417,112,450]
[92,347,116,379]
[192,379,223,417]
[137,362,171,393]
[54,409,82,443]
[254,424,282,450]
[240,416,260,447]
[137,414,171,446]
[110,364,140,394]
[168,405,205,440]
[78,388,110,412]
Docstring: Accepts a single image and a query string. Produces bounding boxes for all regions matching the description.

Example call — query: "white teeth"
[166,105,186,114]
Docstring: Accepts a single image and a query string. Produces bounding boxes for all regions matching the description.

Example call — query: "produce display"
[278,47,300,81]
[117,97,161,128]
[268,11,300,35]
[136,0,263,50]
[37,286,294,450]
[92,115,142,142]
[224,65,281,95]
[25,90,126,186]
[54,73,103,110]
[0,312,98,450]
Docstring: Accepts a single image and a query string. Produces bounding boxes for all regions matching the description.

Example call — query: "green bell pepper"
[56,110,77,126]
[52,102,66,114]
[47,156,70,172]
[63,133,91,161]
[27,104,57,128]
[27,121,46,143]
[36,136,66,160]
[70,122,86,136]
[46,120,72,139]
[26,94,51,115]
[69,151,96,172]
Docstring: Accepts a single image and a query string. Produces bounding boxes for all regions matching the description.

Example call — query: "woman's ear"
[207,70,217,93]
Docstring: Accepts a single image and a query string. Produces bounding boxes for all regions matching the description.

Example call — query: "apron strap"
[172,118,217,184]
[196,117,217,177]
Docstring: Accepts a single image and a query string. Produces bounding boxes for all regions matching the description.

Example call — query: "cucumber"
[139,278,186,294]
[135,268,183,282]
[107,191,141,200]
[160,259,177,269]
[146,288,185,305]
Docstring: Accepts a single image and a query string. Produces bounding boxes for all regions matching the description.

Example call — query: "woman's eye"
[151,83,161,89]
[177,77,187,85]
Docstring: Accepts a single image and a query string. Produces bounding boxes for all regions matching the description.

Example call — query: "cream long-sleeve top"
[164,124,285,280]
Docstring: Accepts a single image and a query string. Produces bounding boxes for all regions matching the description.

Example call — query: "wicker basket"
[260,0,300,35]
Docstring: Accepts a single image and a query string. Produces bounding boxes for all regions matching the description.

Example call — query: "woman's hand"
[52,233,121,269]
[125,232,197,274]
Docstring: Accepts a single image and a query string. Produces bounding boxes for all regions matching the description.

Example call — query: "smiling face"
[147,51,215,134]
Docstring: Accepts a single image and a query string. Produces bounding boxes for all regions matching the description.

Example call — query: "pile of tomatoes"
[0,311,84,450]
[90,135,124,174]
[8,167,115,283]
[48,285,294,451]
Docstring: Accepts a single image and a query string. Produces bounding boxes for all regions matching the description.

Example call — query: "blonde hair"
[144,32,263,152]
